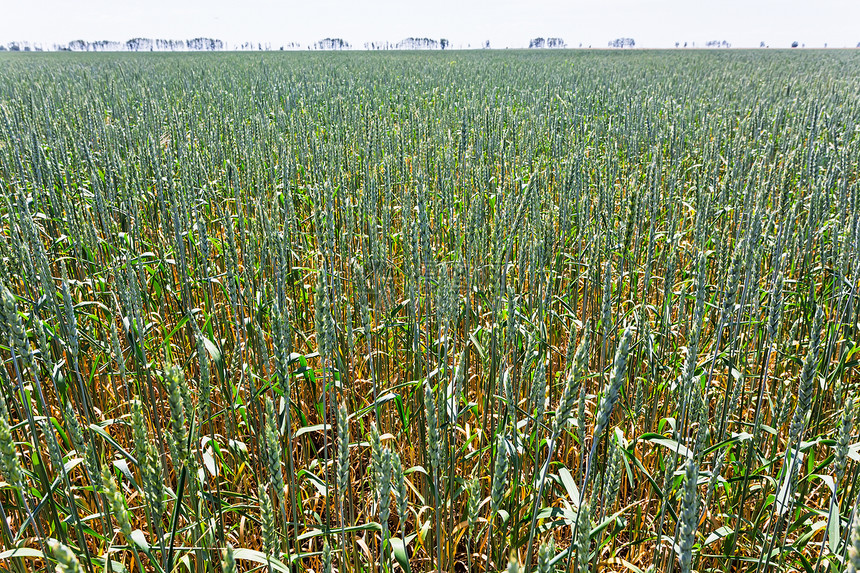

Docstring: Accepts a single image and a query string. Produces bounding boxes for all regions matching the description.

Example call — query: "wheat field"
[0,49,859,573]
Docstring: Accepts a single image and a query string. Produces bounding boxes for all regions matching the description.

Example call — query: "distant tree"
[483,40,490,49]
[396,37,439,49]
[760,41,765,48]
[315,38,350,50]
[68,39,89,51]
[126,38,153,51]
[791,41,799,48]
[675,42,680,48]
[608,37,635,48]
[91,40,123,51]
[440,38,449,50]
[526,37,566,48]
[185,38,222,51]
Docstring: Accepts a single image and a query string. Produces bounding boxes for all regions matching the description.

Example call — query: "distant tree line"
[0,37,459,53]
[0,37,479,52]
[7,36,847,52]
[73,38,224,51]
[363,39,452,50]
[0,38,225,52]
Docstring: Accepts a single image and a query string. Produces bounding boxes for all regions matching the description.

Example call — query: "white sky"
[2,0,859,49]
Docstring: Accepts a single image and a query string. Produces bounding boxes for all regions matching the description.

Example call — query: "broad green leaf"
[827,500,840,553]
[201,335,225,381]
[557,467,580,506]
[0,547,44,559]
[703,526,734,546]
[202,449,218,477]
[298,469,328,496]
[130,529,150,551]
[232,548,291,573]
[294,423,329,439]
[89,423,137,466]
[390,536,413,573]
[352,392,401,419]
[297,523,382,542]
[639,433,692,459]
[97,558,128,573]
